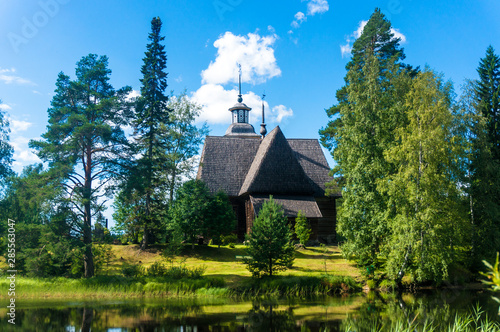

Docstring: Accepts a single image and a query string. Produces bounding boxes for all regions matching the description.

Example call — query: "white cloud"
[10,135,41,172]
[340,43,353,58]
[340,20,407,57]
[391,28,407,43]
[291,11,307,28]
[10,119,33,133]
[0,68,35,85]
[307,0,329,16]
[126,89,140,101]
[270,105,293,123]
[0,103,11,111]
[193,31,292,126]
[201,32,281,85]
[191,84,293,125]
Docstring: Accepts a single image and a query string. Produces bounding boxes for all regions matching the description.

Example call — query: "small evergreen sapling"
[294,210,311,247]
[244,197,295,277]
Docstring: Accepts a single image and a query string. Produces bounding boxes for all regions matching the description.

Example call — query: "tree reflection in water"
[0,291,498,331]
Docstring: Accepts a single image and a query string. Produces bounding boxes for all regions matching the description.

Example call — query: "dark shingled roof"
[196,136,261,196]
[197,126,332,197]
[250,195,323,218]
[239,127,315,196]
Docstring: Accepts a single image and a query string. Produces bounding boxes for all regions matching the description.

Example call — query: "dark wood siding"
[315,197,337,243]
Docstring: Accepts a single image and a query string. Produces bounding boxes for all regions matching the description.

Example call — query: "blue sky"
[1,0,499,225]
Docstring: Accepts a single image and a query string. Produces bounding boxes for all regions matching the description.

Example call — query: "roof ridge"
[239,126,280,195]
[239,126,315,196]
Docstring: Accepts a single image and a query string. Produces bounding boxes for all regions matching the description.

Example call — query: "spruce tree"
[133,17,170,249]
[469,46,500,266]
[476,45,500,158]
[319,8,411,267]
[244,197,295,277]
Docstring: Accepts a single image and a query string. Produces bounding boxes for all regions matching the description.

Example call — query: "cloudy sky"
[1,0,499,223]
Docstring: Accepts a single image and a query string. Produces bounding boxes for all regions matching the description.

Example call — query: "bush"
[143,261,207,279]
[221,234,238,245]
[121,263,143,277]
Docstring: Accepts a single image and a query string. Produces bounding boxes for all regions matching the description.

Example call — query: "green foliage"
[144,261,206,279]
[244,197,295,277]
[481,252,500,312]
[130,17,171,249]
[30,53,131,277]
[168,180,236,248]
[467,46,500,268]
[238,275,359,296]
[92,244,115,275]
[121,263,144,277]
[0,102,13,186]
[381,69,467,284]
[294,210,311,246]
[221,233,238,246]
[164,92,209,202]
[320,9,413,269]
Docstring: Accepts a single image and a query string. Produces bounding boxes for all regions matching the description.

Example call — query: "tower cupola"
[224,65,259,138]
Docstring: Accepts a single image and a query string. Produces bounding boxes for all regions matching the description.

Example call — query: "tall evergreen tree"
[468,46,500,266]
[132,16,170,249]
[30,54,131,277]
[476,45,500,158]
[0,102,13,186]
[319,8,411,267]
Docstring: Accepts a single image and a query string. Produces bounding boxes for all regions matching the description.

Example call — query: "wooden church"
[196,85,339,243]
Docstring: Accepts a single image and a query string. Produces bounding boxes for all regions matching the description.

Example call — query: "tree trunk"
[83,149,94,278]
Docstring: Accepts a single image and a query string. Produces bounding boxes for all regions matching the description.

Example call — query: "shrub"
[122,263,143,277]
[221,234,238,245]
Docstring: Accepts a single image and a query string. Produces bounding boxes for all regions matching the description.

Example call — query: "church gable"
[197,136,261,196]
[239,126,316,196]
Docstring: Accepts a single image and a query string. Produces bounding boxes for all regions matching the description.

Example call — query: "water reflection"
[0,291,498,331]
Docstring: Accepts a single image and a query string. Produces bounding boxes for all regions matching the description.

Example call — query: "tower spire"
[237,63,243,103]
[260,92,267,138]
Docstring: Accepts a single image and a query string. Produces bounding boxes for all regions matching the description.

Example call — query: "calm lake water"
[1,290,499,331]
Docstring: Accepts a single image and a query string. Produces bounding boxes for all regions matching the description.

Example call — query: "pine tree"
[30,54,131,277]
[133,17,170,249]
[244,197,295,277]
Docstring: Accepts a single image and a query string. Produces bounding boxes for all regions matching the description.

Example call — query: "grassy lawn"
[0,244,363,299]
[107,244,361,285]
